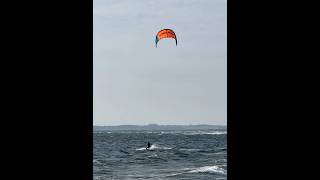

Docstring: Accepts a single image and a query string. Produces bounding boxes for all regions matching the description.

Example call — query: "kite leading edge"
[155,29,177,48]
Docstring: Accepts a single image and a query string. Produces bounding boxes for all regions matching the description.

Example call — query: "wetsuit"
[146,142,151,150]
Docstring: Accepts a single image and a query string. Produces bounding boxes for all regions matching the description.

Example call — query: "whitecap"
[135,144,172,151]
[162,172,185,177]
[135,147,147,151]
[179,148,201,152]
[188,165,227,175]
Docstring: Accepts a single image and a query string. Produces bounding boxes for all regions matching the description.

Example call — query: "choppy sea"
[93,129,227,180]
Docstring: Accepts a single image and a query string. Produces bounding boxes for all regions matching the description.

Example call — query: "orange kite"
[155,29,177,48]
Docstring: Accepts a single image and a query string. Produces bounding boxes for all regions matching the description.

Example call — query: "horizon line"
[93,124,227,126]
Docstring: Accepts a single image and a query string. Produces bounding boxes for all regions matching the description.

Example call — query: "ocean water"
[93,129,227,180]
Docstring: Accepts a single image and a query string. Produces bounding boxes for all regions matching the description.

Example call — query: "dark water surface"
[94,130,227,180]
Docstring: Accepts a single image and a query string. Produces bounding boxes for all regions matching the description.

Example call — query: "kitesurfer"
[146,142,151,150]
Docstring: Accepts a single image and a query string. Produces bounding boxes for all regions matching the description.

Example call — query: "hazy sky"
[94,0,227,126]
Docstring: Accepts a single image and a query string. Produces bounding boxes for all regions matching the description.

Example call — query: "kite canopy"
[155,29,177,48]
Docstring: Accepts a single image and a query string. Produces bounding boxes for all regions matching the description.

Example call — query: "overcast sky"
[94,0,227,126]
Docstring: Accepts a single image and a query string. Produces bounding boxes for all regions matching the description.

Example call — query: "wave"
[162,172,185,177]
[93,159,102,165]
[135,144,173,151]
[162,165,227,178]
[188,165,227,175]
[179,148,202,152]
[178,147,226,154]
[215,159,227,163]
[147,154,158,158]
[186,131,227,135]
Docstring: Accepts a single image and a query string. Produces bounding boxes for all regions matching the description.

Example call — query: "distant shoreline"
[93,124,227,131]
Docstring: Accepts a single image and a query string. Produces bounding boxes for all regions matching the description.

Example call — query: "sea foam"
[135,144,173,151]
[188,165,227,175]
